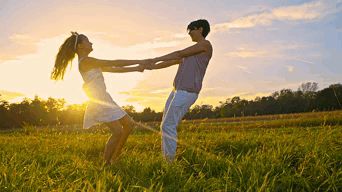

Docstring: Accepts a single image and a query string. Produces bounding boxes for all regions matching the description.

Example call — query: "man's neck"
[195,37,205,43]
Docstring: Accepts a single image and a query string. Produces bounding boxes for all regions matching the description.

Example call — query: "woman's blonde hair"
[51,32,85,80]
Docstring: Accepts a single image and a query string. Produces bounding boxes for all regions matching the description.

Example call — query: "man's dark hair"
[187,19,210,38]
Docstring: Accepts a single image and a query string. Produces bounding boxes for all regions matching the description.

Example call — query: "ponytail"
[51,33,79,80]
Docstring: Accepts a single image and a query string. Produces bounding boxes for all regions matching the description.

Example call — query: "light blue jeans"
[161,90,198,161]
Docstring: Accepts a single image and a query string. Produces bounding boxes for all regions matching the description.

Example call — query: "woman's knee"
[107,121,123,135]
[119,115,134,131]
[119,115,133,126]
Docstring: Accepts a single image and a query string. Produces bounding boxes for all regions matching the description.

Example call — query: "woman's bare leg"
[104,120,123,165]
[110,115,135,162]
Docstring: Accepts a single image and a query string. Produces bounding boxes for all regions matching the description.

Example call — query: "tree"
[45,97,66,124]
[0,97,10,128]
[186,104,215,119]
[316,84,342,110]
[298,82,318,93]
[297,82,319,111]
[136,107,162,122]
[122,105,136,115]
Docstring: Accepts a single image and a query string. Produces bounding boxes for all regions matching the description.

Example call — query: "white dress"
[79,58,127,129]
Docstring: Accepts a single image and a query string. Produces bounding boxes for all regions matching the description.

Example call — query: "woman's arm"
[101,65,144,73]
[81,57,147,69]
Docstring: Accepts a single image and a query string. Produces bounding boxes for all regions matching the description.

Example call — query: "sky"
[0,0,341,111]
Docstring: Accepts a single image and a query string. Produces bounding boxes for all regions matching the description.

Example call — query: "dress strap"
[78,57,87,63]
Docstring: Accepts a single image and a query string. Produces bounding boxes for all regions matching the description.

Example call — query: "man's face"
[188,27,202,42]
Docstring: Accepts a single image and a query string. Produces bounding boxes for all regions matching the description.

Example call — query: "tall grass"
[1,111,341,191]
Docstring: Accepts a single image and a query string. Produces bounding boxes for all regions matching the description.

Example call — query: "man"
[147,19,213,161]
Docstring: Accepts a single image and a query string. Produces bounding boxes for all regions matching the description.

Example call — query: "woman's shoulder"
[79,57,98,72]
[79,56,98,64]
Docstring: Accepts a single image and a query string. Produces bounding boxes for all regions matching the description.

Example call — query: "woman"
[51,32,148,164]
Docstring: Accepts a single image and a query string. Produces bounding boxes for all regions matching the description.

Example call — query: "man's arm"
[152,40,210,62]
[101,65,144,73]
[147,59,181,70]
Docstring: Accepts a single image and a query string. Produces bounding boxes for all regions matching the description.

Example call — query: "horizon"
[1,81,339,113]
[1,0,341,111]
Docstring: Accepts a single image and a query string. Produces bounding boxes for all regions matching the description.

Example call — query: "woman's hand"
[140,59,156,70]
[137,64,145,72]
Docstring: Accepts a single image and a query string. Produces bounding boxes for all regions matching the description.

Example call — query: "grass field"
[1,111,341,191]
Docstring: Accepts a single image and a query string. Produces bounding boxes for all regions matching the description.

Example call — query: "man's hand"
[140,59,156,70]
[137,64,145,72]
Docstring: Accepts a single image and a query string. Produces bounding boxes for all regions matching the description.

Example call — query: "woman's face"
[78,36,93,53]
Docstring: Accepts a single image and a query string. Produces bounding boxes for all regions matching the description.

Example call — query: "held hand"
[140,59,156,70]
[137,64,145,72]
[144,63,153,70]
[139,59,150,66]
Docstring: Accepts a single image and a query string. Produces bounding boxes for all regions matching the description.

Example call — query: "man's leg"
[161,91,175,121]
[160,90,176,160]
[161,90,198,161]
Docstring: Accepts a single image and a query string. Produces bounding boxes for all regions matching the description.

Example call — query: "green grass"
[1,111,342,191]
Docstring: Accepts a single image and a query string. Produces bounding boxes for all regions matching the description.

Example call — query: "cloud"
[236,65,252,74]
[0,54,16,62]
[286,65,295,73]
[120,87,172,111]
[288,57,315,65]
[271,2,322,20]
[0,90,25,101]
[129,39,182,50]
[116,69,178,111]
[225,48,268,58]
[0,33,38,63]
[213,0,337,32]
[0,1,188,63]
[214,12,273,31]
[224,42,318,65]
[120,85,272,111]
[197,91,273,106]
[9,33,35,44]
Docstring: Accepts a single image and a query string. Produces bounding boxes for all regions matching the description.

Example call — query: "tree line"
[1,82,341,129]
